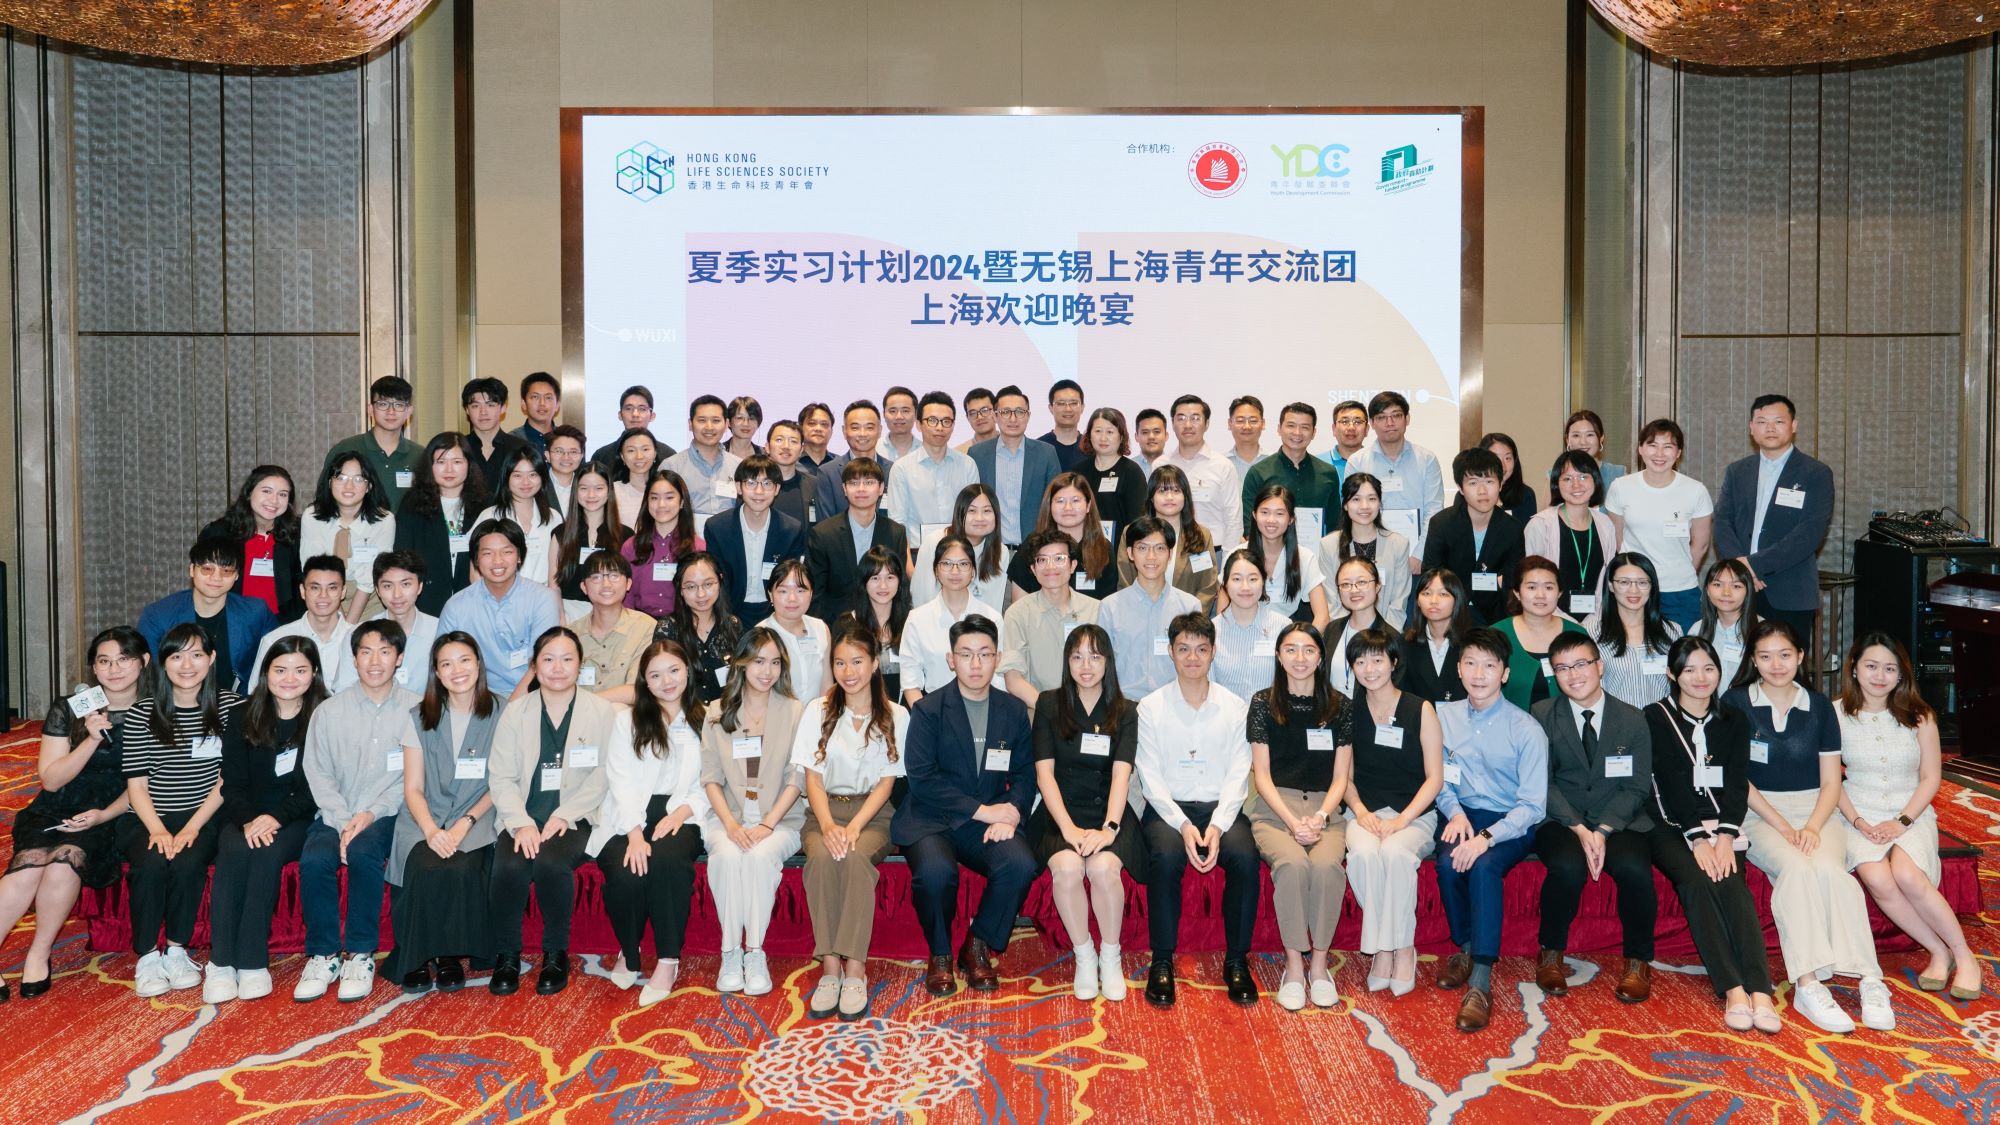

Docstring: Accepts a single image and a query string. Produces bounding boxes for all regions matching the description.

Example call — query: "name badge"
[1375,724,1405,749]
[448,533,470,554]
[984,746,1012,772]
[733,735,763,760]
[1298,509,1326,544]
[1442,760,1462,785]
[797,634,820,656]
[1696,763,1725,788]
[350,545,379,574]
[1062,620,1081,639]
[1307,727,1335,751]
[760,561,776,580]
[1749,739,1770,764]
[579,546,599,562]
[396,470,415,489]
[881,650,899,671]
[1176,752,1205,772]
[249,557,276,578]
[1152,635,1170,656]
[652,561,677,582]
[1663,519,1691,539]
[385,748,405,773]
[714,666,729,684]
[1192,486,1213,504]
[1471,572,1501,592]
[1252,638,1276,657]
[1188,552,1214,574]
[540,764,564,790]
[1382,475,1405,494]
[1080,733,1111,756]
[568,743,600,769]
[1074,574,1095,591]
[672,728,700,757]
[273,748,298,776]
[1568,594,1599,617]
[1641,655,1669,676]
[455,756,488,780]
[714,480,737,499]
[742,797,762,823]
[1100,519,1115,542]
[1097,475,1117,493]
[191,736,223,760]
[1604,754,1634,778]
[68,685,109,716]
[396,665,414,686]
[1775,487,1806,509]
[509,647,531,669]
[578,665,599,687]
[1540,657,1555,678]
[1717,634,1745,655]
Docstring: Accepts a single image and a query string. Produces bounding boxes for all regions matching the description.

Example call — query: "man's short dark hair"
[766,418,803,441]
[1333,399,1368,420]
[549,423,586,450]
[843,399,882,421]
[1750,393,1797,419]
[1122,514,1177,552]
[736,454,782,485]
[1136,408,1166,427]
[1460,626,1512,665]
[883,386,917,408]
[1367,391,1410,419]
[300,554,347,583]
[462,376,508,408]
[725,395,762,423]
[841,458,887,485]
[918,390,956,417]
[352,618,408,655]
[1452,447,1505,486]
[1280,402,1318,426]
[963,386,995,408]
[689,393,726,419]
[1167,611,1215,645]
[1547,631,1599,664]
[619,385,655,410]
[189,535,239,571]
[373,549,426,585]
[1170,394,1209,421]
[1228,395,1264,417]
[798,401,832,426]
[994,384,1029,407]
[948,613,1001,647]
[1023,528,1078,566]
[369,375,413,404]
[519,371,558,398]
[1048,378,1083,402]
[580,549,634,581]
[468,518,527,561]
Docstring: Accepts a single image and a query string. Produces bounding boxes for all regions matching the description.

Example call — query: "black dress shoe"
[1222,957,1259,1006]
[434,958,466,992]
[536,950,571,995]
[1145,957,1177,1008]
[18,975,49,1000]
[489,953,522,996]
[401,962,435,994]
[0,979,10,1003]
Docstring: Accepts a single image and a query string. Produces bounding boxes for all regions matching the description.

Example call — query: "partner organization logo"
[1187,142,1246,198]
[1375,143,1435,195]
[615,142,675,201]
[1269,142,1352,196]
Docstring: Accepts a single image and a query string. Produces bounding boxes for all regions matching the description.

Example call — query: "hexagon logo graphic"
[615,142,675,200]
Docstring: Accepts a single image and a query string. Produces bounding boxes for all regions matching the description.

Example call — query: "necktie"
[1581,708,1598,760]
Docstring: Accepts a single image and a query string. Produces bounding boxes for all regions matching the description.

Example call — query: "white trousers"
[701,822,802,952]
[1343,807,1439,954]
[1743,789,1882,982]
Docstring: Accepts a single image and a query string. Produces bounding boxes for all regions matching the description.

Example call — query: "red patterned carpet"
[3,719,1998,1124]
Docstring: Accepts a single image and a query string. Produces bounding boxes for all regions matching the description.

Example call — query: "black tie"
[1581,708,1598,760]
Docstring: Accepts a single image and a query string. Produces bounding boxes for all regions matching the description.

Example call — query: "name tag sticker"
[1540,657,1555,678]
[1188,553,1214,574]
[1568,594,1599,617]
[1074,574,1095,591]
[447,533,470,554]
[1192,486,1213,504]
[1775,487,1806,509]
[1442,760,1463,785]
[273,748,298,776]
[1696,763,1725,788]
[1252,638,1276,657]
[577,665,599,687]
[1080,733,1112,756]
[1307,727,1335,751]
[396,665,414,686]
[455,756,488,780]
[1100,519,1115,542]
[733,735,762,760]
[1152,635,1170,656]
[1749,739,1770,764]
[1097,475,1117,493]
[1176,752,1205,772]
[191,736,223,760]
[396,471,415,489]
[714,666,729,684]
[760,561,776,580]
[509,647,531,669]
[984,747,1012,772]
[1604,754,1634,778]
[1663,519,1691,539]
[714,480,737,499]
[652,562,677,583]
[1382,475,1405,494]
[385,748,405,773]
[797,634,820,656]
[540,765,564,790]
[1641,655,1669,676]
[249,557,276,578]
[1471,572,1501,592]
[1375,724,1405,749]
[568,743,600,769]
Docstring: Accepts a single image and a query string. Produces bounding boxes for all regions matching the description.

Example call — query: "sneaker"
[135,951,170,999]
[1793,978,1856,1034]
[237,968,273,1000]
[161,945,202,991]
[717,949,746,993]
[1097,945,1126,1002]
[1857,976,1896,1031]
[742,949,773,996]
[294,954,341,1001]
[1072,942,1100,1001]
[337,955,377,1002]
[202,964,239,1004]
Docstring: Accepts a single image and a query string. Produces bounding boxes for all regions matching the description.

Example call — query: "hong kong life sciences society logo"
[615,142,675,201]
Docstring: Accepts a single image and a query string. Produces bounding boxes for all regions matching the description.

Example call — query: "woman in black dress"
[1029,623,1143,1002]
[1397,567,1472,704]
[394,432,490,615]
[0,626,153,999]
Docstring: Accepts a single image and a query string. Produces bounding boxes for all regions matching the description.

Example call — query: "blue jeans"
[300,816,397,956]
[1433,806,1534,963]
[1659,587,1702,633]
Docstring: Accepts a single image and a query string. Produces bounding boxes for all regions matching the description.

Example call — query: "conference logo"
[1375,143,1435,195]
[615,142,675,201]
[1187,142,1246,197]
[1270,142,1352,196]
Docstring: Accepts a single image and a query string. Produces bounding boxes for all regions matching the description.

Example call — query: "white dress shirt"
[910,526,1012,608]
[1096,581,1201,696]
[299,513,398,592]
[885,446,981,543]
[1166,445,1245,554]
[1135,680,1252,832]
[794,696,910,795]
[1344,440,1446,558]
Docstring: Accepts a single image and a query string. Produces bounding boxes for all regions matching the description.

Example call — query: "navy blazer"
[804,510,909,621]
[1712,448,1834,612]
[136,589,277,692]
[1418,503,1526,626]
[968,436,1061,545]
[814,452,894,517]
[890,680,1036,844]
[703,506,804,625]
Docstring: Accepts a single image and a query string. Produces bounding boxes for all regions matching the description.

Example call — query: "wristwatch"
[1477,828,1494,843]
[1102,820,1121,834]
[1896,814,1914,826]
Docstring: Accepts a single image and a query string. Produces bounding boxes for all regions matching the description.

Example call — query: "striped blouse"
[119,692,246,815]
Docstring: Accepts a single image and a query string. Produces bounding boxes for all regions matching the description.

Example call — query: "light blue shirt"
[436,575,563,694]
[664,445,743,519]
[847,512,883,563]
[1433,696,1548,844]
[1749,445,1795,553]
[995,438,1027,545]
[1097,581,1200,696]
[1209,606,1292,700]
[1318,447,1353,489]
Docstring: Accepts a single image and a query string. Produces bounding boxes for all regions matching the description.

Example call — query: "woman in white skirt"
[1836,632,1982,1000]
[1724,620,1891,1033]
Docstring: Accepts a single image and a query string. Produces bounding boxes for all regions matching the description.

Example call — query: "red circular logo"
[1188,142,1245,197]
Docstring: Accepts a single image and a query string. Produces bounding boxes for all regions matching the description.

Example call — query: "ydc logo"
[1271,143,1351,179]
[1187,142,1245,197]
[616,142,675,201]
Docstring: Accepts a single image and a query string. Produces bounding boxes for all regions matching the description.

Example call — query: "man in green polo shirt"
[324,375,422,508]
[1240,401,1343,544]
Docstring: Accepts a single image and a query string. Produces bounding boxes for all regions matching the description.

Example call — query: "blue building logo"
[616,142,674,200]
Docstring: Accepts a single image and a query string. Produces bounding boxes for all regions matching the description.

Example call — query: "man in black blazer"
[890,616,1037,995]
[703,455,804,628]
[764,419,827,527]
[1530,632,1657,1004]
[804,458,908,621]
[1712,393,1835,639]
[1420,447,1525,625]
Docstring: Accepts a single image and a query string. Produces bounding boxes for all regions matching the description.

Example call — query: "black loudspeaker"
[0,560,10,731]
[1851,535,2000,744]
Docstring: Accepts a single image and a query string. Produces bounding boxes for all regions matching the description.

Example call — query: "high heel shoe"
[638,960,678,1007]
[19,976,50,999]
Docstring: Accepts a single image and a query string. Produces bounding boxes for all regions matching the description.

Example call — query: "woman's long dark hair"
[83,625,158,698]
[402,432,491,520]
[1479,432,1527,509]
[1144,464,1212,555]
[667,552,742,652]
[309,453,392,524]
[551,462,628,587]
[950,483,1006,583]
[418,631,498,730]
[1052,624,1127,742]
[220,466,301,544]
[611,428,661,484]
[1696,557,1760,651]
[1839,630,1935,728]
[630,468,697,565]
[1266,621,1343,727]
[1405,567,1474,645]
[718,626,792,732]
[632,639,706,758]
[1597,550,1674,657]
[147,624,226,744]
[814,626,898,763]
[244,636,329,747]
[1247,483,1303,600]
[842,546,910,649]
[488,444,561,529]
[1337,472,1384,561]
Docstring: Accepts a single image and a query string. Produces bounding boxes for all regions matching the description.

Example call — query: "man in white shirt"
[1226,396,1270,482]
[879,386,920,462]
[252,555,357,692]
[1163,394,1244,554]
[1134,612,1257,1008]
[1343,391,1446,572]
[885,391,980,544]
[368,550,439,689]
[1095,517,1200,696]
[1134,409,1169,477]
[664,394,744,520]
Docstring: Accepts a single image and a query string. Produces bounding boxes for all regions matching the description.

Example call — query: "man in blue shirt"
[1432,626,1549,1032]
[1712,393,1836,644]
[137,535,277,693]
[969,384,1060,546]
[437,520,561,695]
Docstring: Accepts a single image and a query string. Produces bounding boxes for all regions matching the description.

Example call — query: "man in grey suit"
[1711,393,1835,640]
[967,384,1060,548]
[1531,632,1657,1004]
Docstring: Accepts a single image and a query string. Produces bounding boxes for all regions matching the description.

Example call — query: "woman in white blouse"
[587,639,707,1007]
[302,453,397,622]
[1247,483,1328,626]
[901,534,1006,704]
[1315,473,1411,630]
[1604,419,1712,633]
[765,559,831,700]
[477,447,563,592]
[910,484,1012,609]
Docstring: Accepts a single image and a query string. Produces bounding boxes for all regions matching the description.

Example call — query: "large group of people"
[0,374,1978,1038]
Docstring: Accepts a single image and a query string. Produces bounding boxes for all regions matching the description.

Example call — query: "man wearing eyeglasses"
[704,455,803,628]
[1162,394,1244,554]
[969,385,1060,548]
[957,387,997,453]
[1344,391,1445,573]
[324,375,422,508]
[885,391,980,546]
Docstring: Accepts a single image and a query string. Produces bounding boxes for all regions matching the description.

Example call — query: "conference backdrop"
[565,109,1478,459]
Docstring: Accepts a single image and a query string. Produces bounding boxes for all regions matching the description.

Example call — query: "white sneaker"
[717,949,746,993]
[135,951,169,998]
[1858,976,1896,1031]
[1310,970,1339,1008]
[1794,978,1856,1033]
[202,963,239,1004]
[1277,976,1307,1011]
[742,949,773,996]
[237,968,273,1000]
[294,954,341,1001]
[337,955,377,1002]
[1072,942,1100,1001]
[162,945,202,991]
[1097,945,1126,1002]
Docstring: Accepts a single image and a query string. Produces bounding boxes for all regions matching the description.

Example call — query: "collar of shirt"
[475,577,528,607]
[1758,446,1795,475]
[687,446,727,473]
[995,438,1025,462]
[1569,693,1606,736]
[1748,681,1809,718]
[846,512,877,541]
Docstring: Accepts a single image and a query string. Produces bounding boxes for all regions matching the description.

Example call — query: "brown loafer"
[1535,949,1569,996]
[923,954,957,996]
[957,936,999,992]
[1615,958,1652,1004]
[1456,987,1492,1032]
[1436,952,1473,990]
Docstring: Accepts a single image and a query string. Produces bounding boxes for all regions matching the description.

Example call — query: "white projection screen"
[562,108,1482,456]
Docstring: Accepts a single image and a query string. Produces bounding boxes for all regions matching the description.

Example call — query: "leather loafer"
[1436,952,1473,990]
[1615,958,1652,1004]
[957,937,999,992]
[434,958,466,992]
[488,953,522,996]
[1456,987,1492,1032]
[1222,957,1259,1006]
[19,975,49,1000]
[401,962,434,994]
[923,954,957,996]
[1535,949,1568,996]
[0,980,10,1003]
[1145,957,1177,1009]
[536,950,570,995]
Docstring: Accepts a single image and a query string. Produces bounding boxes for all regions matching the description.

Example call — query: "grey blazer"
[1531,692,1654,833]
[386,703,501,886]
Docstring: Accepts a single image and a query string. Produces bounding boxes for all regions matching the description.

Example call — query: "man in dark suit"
[1712,393,1835,640]
[1420,447,1526,625]
[703,455,804,628]
[814,400,887,518]
[763,418,826,527]
[1530,632,1657,1005]
[968,384,1061,547]
[890,615,1037,995]
[804,458,908,621]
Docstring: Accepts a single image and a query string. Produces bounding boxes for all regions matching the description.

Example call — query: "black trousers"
[119,809,221,954]
[489,821,590,954]
[1644,825,1775,996]
[1535,821,1658,960]
[1141,801,1259,959]
[596,798,704,965]
[904,818,1040,957]
[208,819,309,969]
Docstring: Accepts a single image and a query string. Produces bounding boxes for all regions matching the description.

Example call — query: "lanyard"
[1567,519,1596,589]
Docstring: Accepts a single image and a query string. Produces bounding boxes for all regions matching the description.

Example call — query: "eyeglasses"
[1551,657,1599,674]
[739,478,777,491]
[682,579,720,594]
[1374,410,1408,422]
[1051,397,1083,409]
[1557,473,1595,486]
[333,472,369,485]
[937,558,971,571]
[371,399,411,411]
[1035,553,1071,566]
[965,406,994,419]
[1611,577,1652,591]
[997,407,1030,420]
[920,416,955,428]
[1172,413,1205,425]
[1336,578,1377,591]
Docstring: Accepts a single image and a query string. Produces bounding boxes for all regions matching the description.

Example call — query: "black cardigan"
[1644,698,1751,842]
[219,714,319,827]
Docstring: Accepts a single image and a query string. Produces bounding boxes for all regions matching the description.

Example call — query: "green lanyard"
[1567,520,1596,590]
